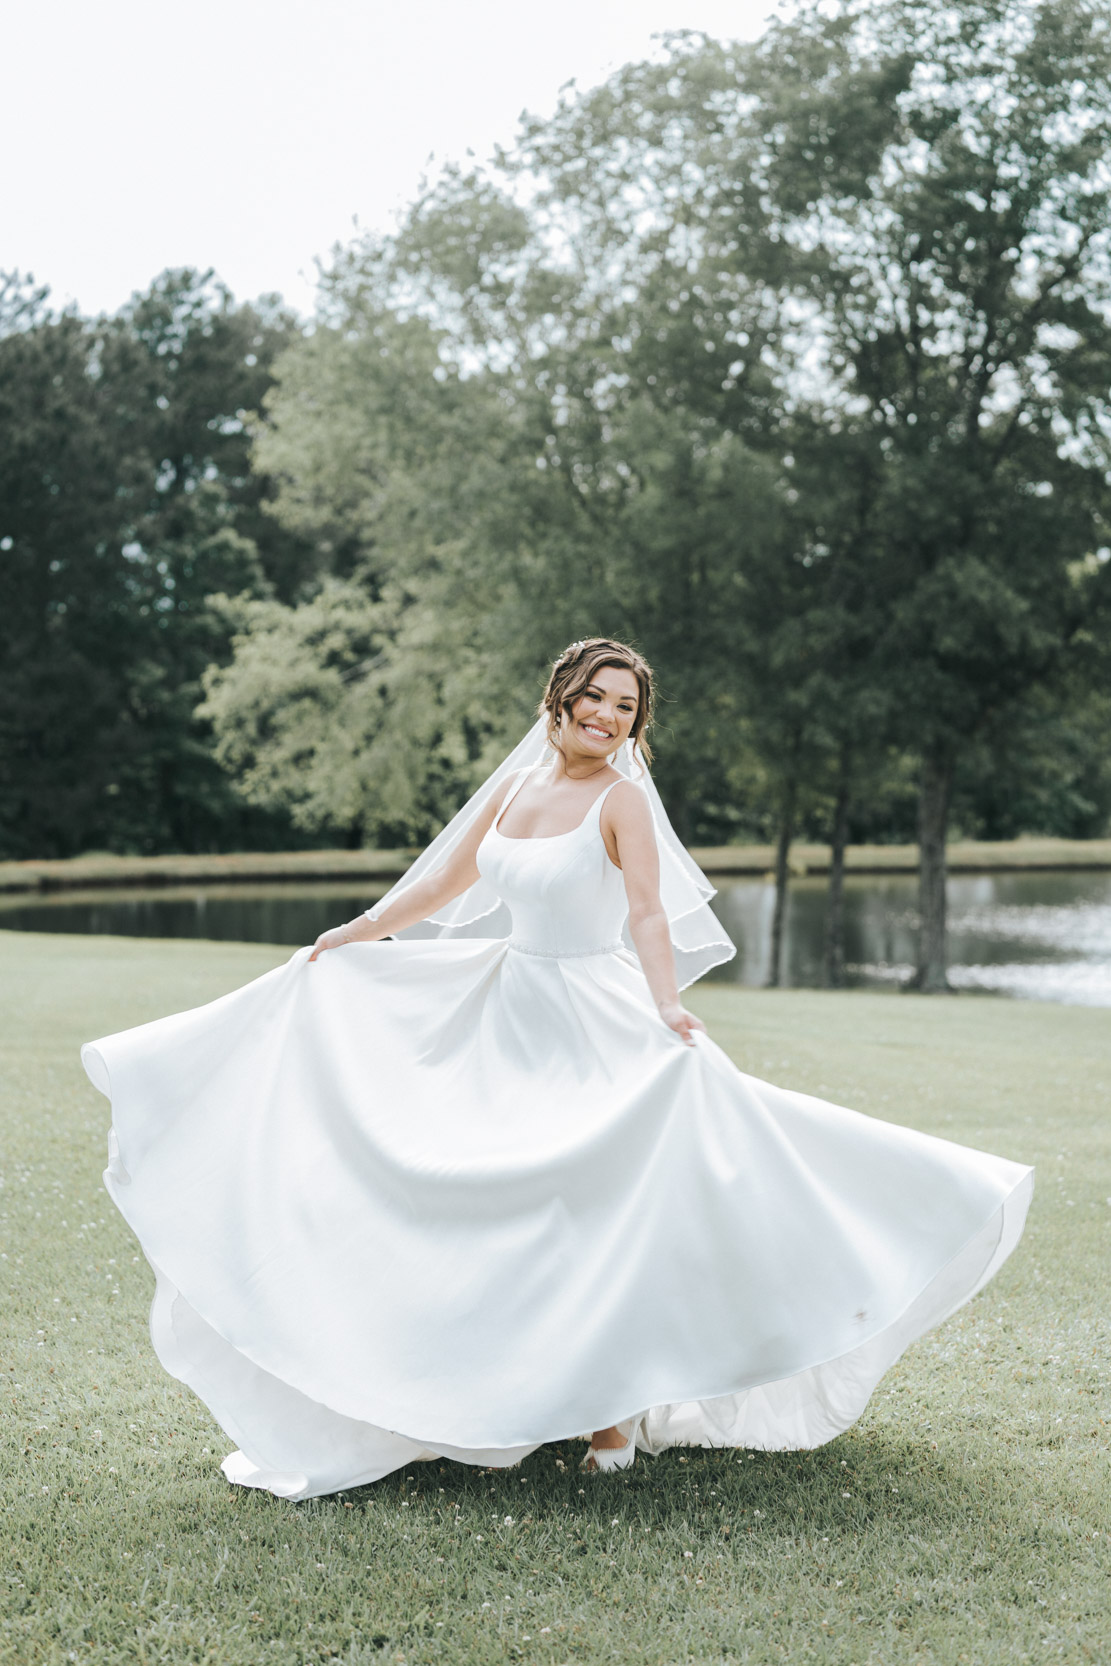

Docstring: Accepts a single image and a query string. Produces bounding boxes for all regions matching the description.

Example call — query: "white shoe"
[583,1415,641,1473]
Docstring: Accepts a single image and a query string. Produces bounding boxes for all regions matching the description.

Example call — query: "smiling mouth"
[581,722,613,740]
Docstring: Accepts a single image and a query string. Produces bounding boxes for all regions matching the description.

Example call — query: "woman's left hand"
[658,1000,706,1047]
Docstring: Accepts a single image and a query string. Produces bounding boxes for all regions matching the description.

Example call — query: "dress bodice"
[475,769,631,956]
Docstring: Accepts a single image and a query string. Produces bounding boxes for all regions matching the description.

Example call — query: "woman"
[82,638,1033,1499]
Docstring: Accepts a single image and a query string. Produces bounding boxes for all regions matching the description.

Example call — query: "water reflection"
[724,870,1111,1005]
[0,882,391,950]
[2,870,1110,1005]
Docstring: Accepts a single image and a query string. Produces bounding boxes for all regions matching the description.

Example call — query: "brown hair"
[539,638,655,763]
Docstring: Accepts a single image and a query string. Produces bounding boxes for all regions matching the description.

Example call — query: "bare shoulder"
[485,765,529,804]
[602,776,652,831]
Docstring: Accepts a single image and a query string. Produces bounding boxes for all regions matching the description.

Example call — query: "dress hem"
[121,1163,1032,1474]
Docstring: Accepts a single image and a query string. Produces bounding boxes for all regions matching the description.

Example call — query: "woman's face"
[565,665,640,761]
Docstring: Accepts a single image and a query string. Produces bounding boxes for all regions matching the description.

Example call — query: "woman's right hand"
[308,925,352,963]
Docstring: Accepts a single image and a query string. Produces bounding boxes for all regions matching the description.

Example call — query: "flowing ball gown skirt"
[82,793,1033,1500]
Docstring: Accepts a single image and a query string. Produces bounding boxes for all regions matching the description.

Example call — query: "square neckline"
[492,766,624,844]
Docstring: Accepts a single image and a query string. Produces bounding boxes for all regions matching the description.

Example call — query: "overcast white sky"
[2,0,775,318]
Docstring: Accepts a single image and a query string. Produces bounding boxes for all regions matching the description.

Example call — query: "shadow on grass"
[234,1425,1021,1546]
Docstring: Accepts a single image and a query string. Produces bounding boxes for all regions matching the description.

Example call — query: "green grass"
[1,930,1109,1666]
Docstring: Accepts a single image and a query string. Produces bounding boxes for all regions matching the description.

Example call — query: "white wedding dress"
[82,771,1033,1501]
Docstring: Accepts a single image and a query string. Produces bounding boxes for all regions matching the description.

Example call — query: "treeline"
[3,0,1111,989]
[0,269,318,856]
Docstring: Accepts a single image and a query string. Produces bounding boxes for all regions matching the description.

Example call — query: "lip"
[580,722,613,740]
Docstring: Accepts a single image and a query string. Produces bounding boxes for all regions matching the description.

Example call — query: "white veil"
[365,715,736,990]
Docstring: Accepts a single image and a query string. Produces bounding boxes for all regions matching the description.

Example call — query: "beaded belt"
[506,939,624,959]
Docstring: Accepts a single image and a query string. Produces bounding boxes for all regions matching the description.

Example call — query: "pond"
[4,869,1111,1004]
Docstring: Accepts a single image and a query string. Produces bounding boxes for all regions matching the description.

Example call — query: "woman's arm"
[604,783,706,1047]
[308,775,512,962]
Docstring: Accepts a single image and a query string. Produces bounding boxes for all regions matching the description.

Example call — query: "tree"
[223,0,1111,914]
[501,0,1111,987]
[242,276,582,831]
[243,222,800,846]
[198,582,410,847]
[0,269,314,857]
[0,283,153,858]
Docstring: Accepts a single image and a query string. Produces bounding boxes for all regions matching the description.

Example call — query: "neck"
[552,747,614,781]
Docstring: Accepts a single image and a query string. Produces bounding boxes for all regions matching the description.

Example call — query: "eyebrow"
[584,682,637,702]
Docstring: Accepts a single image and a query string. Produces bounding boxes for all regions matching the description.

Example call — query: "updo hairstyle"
[539,638,655,763]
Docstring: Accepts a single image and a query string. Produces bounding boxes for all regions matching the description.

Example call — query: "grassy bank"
[4,834,1111,895]
[1,931,1108,1665]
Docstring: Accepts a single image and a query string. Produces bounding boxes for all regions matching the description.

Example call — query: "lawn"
[1,930,1108,1666]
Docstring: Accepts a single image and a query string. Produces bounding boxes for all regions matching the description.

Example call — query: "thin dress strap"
[494,765,539,828]
[587,775,635,827]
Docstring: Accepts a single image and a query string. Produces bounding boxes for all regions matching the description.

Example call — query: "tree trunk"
[910,751,953,992]
[766,787,796,989]
[824,767,851,989]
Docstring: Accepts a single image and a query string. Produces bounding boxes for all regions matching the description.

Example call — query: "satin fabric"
[82,776,1033,1500]
[365,720,737,989]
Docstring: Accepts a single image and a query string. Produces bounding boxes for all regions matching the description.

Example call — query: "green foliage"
[509,0,1111,743]
[954,679,1111,841]
[0,270,314,859]
[198,580,485,847]
[6,2,1111,866]
[221,0,1110,865]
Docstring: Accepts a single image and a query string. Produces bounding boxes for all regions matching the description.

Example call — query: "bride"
[82,637,1033,1499]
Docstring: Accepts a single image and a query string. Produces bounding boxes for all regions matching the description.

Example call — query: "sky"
[3,0,776,319]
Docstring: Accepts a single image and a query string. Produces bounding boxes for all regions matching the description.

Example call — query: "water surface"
[4,870,1111,1004]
